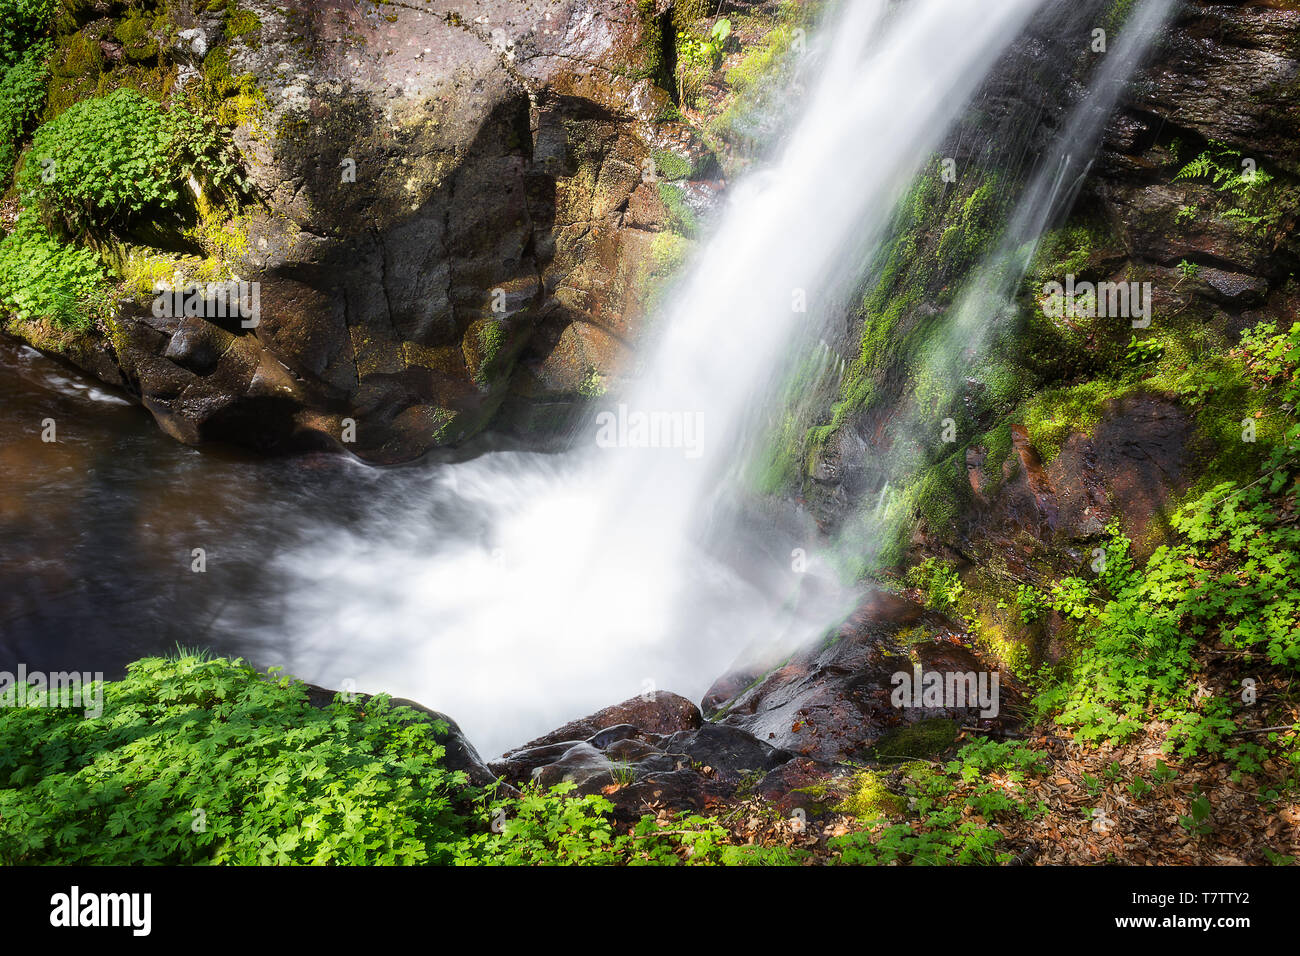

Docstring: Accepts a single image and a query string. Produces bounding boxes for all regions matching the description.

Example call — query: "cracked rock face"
[1094,0,1300,277]
[108,0,693,461]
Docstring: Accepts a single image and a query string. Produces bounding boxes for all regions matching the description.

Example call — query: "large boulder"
[489,688,804,821]
[92,0,708,461]
[709,590,1016,763]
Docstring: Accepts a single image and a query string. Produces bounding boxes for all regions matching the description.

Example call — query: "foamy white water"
[253,0,1057,757]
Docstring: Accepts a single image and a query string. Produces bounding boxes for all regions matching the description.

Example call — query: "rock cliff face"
[779,0,1300,684]
[34,0,720,461]
[1097,0,1300,285]
[801,0,1299,542]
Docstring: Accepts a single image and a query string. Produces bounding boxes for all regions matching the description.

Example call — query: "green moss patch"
[869,718,960,760]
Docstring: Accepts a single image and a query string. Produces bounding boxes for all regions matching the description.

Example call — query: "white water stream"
[245,0,1174,756]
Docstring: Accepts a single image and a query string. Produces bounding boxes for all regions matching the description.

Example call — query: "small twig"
[1230,724,1297,736]
[960,726,1028,738]
[1211,458,1297,508]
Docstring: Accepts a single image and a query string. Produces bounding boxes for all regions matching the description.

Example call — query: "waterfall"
[838,0,1179,568]
[250,0,1176,756]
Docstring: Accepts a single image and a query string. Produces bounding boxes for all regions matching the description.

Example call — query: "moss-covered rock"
[8,0,728,463]
[834,770,907,819]
[868,718,960,760]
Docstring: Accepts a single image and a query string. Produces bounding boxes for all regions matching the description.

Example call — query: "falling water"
[0,0,1187,759]
[838,0,1179,567]
[237,0,1071,756]
[948,0,1180,344]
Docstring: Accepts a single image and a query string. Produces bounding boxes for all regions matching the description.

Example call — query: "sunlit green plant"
[0,208,106,327]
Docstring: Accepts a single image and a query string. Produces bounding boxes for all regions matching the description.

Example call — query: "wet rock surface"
[47,0,723,461]
[955,396,1193,561]
[503,690,704,753]
[710,591,1015,763]
[1094,0,1300,278]
[487,689,802,817]
[477,589,1017,820]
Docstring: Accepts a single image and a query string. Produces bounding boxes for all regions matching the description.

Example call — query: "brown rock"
[502,690,703,756]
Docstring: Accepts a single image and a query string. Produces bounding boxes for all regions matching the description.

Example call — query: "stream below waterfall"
[0,336,830,756]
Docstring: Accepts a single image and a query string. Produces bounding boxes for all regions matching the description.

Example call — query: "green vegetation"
[657,181,698,237]
[0,208,106,327]
[578,367,607,398]
[0,655,477,864]
[776,169,1018,512]
[44,28,107,120]
[469,319,508,386]
[836,164,1284,572]
[1102,0,1139,34]
[1033,322,1299,774]
[676,17,731,107]
[868,718,960,760]
[633,0,671,90]
[112,11,160,64]
[724,19,799,95]
[935,181,1001,280]
[20,88,180,225]
[0,655,807,866]
[745,343,845,495]
[0,652,1063,867]
[18,82,244,229]
[0,38,50,181]
[0,0,54,69]
[708,2,818,166]
[831,739,1047,864]
[197,45,266,131]
[1012,583,1048,625]
[1021,378,1117,464]
[464,784,803,866]
[650,147,692,182]
[1172,139,1276,229]
[751,173,975,504]
[836,770,906,819]
[225,4,262,44]
[906,558,965,613]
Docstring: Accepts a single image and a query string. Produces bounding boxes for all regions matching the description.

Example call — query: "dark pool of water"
[0,336,837,755]
[0,335,387,680]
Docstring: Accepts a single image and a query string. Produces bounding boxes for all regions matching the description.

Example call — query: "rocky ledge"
[391,590,1020,824]
[22,0,741,462]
